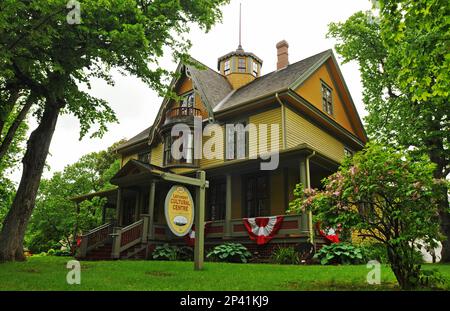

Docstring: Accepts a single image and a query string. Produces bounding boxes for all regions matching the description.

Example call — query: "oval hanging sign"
[165,185,194,236]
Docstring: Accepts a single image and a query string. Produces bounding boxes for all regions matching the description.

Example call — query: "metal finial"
[238,3,242,50]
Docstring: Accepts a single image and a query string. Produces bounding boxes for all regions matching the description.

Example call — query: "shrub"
[46,249,56,256]
[271,246,300,265]
[314,242,364,265]
[54,249,72,257]
[177,246,194,261]
[207,243,252,263]
[418,269,447,289]
[360,243,389,264]
[152,244,178,261]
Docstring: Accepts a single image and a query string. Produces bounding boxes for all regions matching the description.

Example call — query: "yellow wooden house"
[74,40,367,260]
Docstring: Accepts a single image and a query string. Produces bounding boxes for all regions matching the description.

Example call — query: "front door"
[122,196,136,226]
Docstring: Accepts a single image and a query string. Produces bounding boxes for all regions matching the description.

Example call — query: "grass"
[0,256,449,291]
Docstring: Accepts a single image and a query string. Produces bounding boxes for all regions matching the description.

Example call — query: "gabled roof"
[115,126,152,152]
[186,60,232,109]
[213,50,331,112]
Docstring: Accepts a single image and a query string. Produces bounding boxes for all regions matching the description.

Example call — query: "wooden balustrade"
[165,106,201,121]
[120,220,143,247]
[78,222,112,258]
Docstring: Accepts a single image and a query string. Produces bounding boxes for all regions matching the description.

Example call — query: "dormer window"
[224,60,231,75]
[238,58,246,73]
[252,61,258,76]
[321,82,333,115]
[180,92,194,115]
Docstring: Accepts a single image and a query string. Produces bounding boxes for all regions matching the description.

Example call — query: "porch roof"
[69,188,118,204]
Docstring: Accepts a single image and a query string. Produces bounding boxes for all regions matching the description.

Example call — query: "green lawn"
[0,256,449,291]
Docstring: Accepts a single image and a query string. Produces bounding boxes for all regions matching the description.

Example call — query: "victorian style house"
[73,40,367,260]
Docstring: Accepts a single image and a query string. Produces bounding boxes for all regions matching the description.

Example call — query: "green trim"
[289,50,333,90]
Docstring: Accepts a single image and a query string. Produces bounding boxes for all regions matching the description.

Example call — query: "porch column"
[101,205,107,224]
[148,181,156,240]
[299,158,309,235]
[116,188,123,227]
[194,171,206,270]
[224,173,232,238]
[134,191,140,222]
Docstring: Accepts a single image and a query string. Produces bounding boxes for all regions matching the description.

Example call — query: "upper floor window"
[321,82,333,115]
[238,57,246,73]
[225,121,248,160]
[138,152,150,163]
[252,61,258,76]
[163,131,194,166]
[224,60,231,75]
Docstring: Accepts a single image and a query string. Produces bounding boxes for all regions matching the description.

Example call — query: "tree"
[27,141,122,253]
[0,105,28,229]
[0,0,229,261]
[327,2,450,261]
[289,143,444,289]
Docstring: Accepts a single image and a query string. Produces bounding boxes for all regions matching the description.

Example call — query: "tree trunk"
[438,191,450,262]
[0,100,62,262]
[387,246,420,290]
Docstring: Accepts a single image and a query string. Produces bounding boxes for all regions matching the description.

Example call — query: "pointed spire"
[237,3,243,51]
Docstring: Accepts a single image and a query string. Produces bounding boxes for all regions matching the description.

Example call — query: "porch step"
[121,244,147,260]
[80,243,113,260]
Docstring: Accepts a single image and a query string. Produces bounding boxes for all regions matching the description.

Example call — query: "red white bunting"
[317,223,341,244]
[243,216,284,245]
[185,222,211,246]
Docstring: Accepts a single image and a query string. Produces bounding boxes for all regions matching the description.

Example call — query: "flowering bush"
[288,143,444,289]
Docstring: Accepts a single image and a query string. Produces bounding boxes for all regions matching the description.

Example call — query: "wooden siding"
[150,143,163,167]
[285,107,344,163]
[270,168,286,215]
[294,63,356,135]
[200,124,225,167]
[121,153,137,167]
[248,108,283,158]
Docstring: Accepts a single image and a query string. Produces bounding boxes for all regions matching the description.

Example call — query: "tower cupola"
[217,4,263,89]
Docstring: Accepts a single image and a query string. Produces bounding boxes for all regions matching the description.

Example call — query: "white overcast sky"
[11,0,373,183]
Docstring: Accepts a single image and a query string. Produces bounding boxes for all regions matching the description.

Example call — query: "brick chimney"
[276,40,289,70]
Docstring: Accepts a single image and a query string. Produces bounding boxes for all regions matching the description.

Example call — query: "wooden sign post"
[194,170,206,270]
[161,170,207,271]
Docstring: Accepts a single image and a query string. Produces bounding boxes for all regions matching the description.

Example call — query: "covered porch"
[74,145,338,260]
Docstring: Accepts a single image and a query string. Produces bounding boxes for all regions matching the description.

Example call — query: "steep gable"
[294,61,356,136]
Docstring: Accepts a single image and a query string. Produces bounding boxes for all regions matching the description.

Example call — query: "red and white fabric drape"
[243,216,284,245]
[185,222,211,246]
[316,222,341,244]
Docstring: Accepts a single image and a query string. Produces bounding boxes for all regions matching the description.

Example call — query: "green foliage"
[206,243,252,263]
[314,243,364,265]
[152,244,179,261]
[46,249,56,256]
[360,243,389,264]
[26,141,122,253]
[327,6,449,263]
[418,269,447,290]
[151,244,194,261]
[271,246,300,265]
[290,143,442,289]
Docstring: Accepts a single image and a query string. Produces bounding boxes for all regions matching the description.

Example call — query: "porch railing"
[151,214,308,242]
[78,222,113,258]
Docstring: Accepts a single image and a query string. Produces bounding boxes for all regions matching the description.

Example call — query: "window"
[163,131,194,166]
[321,82,333,115]
[180,92,194,116]
[238,57,246,73]
[225,121,248,160]
[224,60,231,75]
[207,180,226,221]
[252,61,258,76]
[244,173,269,217]
[344,147,354,157]
[138,152,150,163]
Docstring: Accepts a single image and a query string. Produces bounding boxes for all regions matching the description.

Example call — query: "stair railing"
[111,215,150,259]
[78,222,113,258]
